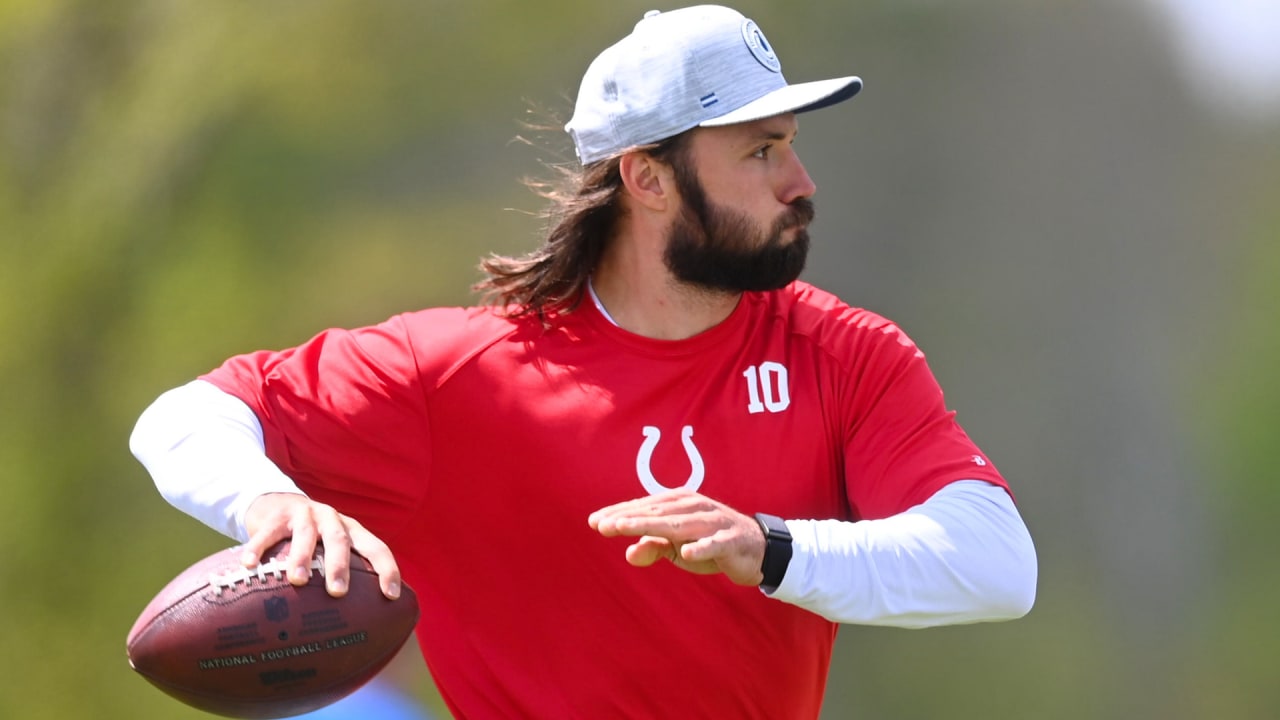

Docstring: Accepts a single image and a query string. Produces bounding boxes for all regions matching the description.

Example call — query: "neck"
[592,233,740,341]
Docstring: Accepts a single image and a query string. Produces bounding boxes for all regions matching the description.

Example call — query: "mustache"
[777,198,815,232]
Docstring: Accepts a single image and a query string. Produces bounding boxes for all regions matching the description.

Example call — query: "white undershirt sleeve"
[769,480,1037,627]
[129,379,305,542]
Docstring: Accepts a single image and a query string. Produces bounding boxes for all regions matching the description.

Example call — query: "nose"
[778,151,817,205]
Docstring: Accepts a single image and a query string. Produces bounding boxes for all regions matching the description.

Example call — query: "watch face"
[755,513,792,540]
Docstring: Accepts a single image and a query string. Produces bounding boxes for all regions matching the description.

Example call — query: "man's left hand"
[588,489,766,586]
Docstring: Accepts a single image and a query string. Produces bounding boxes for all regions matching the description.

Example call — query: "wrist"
[753,513,793,592]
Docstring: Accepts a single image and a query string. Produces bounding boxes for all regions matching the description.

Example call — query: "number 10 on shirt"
[744,362,790,414]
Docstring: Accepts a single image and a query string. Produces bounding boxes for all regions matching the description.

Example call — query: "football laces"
[208,556,325,594]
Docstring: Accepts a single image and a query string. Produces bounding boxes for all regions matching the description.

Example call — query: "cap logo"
[741,20,781,73]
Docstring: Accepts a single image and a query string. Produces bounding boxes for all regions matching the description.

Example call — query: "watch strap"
[754,512,793,592]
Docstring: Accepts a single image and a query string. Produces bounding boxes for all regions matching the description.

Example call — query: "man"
[131,5,1036,719]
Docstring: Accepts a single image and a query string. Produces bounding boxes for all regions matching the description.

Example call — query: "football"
[126,540,419,719]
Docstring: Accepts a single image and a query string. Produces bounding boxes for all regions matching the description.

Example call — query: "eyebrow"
[745,123,798,144]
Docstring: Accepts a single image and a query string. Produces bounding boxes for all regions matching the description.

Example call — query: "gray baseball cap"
[565,5,862,165]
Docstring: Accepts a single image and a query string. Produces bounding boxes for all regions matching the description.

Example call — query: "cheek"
[711,178,773,216]
[692,159,780,229]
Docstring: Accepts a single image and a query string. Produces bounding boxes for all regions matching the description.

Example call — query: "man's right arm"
[130,379,305,541]
[130,379,402,598]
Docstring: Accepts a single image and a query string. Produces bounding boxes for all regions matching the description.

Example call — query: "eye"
[751,144,772,160]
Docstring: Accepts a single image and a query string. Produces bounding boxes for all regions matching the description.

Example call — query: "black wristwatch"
[753,512,793,592]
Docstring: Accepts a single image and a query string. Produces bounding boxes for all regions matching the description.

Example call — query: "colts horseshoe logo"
[635,425,705,495]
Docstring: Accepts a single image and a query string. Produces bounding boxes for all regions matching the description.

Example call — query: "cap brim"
[699,76,862,127]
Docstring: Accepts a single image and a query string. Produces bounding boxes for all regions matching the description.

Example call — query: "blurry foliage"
[1188,153,1280,720]
[1,1,1278,719]
[0,2,570,716]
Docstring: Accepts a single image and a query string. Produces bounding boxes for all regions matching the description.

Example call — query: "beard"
[663,168,815,294]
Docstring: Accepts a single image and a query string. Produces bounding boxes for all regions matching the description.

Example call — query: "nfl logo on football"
[264,597,289,623]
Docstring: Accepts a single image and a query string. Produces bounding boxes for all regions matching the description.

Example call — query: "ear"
[618,152,673,212]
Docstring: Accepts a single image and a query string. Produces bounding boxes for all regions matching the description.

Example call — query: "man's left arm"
[589,479,1036,627]
[769,479,1036,626]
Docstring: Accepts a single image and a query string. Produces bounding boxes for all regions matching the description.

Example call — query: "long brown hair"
[475,127,691,321]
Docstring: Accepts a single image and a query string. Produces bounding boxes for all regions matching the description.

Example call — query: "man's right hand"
[240,492,402,600]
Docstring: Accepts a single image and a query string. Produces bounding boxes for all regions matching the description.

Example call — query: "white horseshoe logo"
[636,425,705,495]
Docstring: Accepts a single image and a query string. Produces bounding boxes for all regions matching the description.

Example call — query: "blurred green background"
[2,0,1277,718]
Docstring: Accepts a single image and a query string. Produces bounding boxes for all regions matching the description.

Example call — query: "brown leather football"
[126,540,418,719]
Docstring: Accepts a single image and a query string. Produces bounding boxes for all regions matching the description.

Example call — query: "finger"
[588,489,703,530]
[625,536,674,567]
[592,498,691,535]
[602,515,685,539]
[285,519,320,586]
[678,531,742,566]
[680,534,718,563]
[240,525,291,568]
[596,510,721,542]
[240,491,312,566]
[240,492,306,567]
[680,528,763,585]
[313,507,352,597]
[345,519,402,600]
[589,503,647,532]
